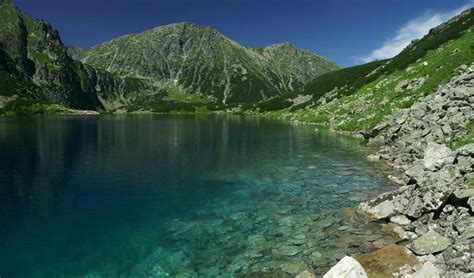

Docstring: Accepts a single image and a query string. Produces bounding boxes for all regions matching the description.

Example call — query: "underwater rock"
[281,260,311,274]
[356,245,418,277]
[295,270,317,278]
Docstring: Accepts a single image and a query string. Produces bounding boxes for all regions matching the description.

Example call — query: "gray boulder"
[409,230,450,255]
[413,261,440,278]
[423,143,455,171]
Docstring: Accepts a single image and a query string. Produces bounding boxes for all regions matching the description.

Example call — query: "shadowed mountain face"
[71,23,339,105]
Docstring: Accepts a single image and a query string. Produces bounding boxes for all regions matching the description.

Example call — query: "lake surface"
[0,115,396,277]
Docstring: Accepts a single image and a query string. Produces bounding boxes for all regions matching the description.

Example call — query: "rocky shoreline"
[316,65,473,277]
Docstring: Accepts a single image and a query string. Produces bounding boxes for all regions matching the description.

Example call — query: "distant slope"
[254,8,474,112]
[73,23,339,104]
[257,8,473,150]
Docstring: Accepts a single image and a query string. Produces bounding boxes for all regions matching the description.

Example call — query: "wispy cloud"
[356,3,473,64]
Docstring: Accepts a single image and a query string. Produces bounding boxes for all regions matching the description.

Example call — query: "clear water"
[0,115,396,277]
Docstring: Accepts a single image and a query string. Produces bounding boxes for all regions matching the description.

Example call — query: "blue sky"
[13,0,473,67]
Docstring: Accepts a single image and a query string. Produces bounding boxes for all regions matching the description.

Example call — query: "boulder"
[356,245,418,277]
[413,261,440,278]
[323,256,367,278]
[409,230,450,255]
[453,189,474,200]
[362,200,396,219]
[423,143,455,171]
[390,215,411,226]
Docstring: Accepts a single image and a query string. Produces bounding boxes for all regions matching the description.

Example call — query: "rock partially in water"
[356,245,418,277]
[323,256,367,278]
[409,230,450,255]
[360,199,396,219]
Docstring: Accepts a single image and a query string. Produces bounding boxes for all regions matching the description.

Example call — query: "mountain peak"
[265,42,295,49]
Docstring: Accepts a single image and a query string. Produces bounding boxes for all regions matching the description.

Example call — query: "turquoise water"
[0,115,396,277]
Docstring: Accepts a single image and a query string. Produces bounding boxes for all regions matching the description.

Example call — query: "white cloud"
[356,3,473,63]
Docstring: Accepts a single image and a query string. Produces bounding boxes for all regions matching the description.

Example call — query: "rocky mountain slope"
[72,23,338,105]
[0,0,160,113]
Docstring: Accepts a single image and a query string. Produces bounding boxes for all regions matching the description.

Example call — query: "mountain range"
[0,0,338,113]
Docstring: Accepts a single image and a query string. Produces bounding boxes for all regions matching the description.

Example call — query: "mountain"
[72,23,339,105]
[0,0,338,114]
[254,7,473,138]
[0,0,155,113]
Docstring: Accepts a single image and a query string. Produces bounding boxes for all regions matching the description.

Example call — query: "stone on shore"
[390,215,411,226]
[409,230,450,255]
[323,256,367,278]
[423,143,455,171]
[356,245,418,277]
[362,200,396,219]
[453,189,474,200]
[412,261,440,278]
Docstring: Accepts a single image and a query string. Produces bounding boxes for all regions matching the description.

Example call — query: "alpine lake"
[0,114,400,277]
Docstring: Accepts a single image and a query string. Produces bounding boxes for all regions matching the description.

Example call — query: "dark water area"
[0,114,396,277]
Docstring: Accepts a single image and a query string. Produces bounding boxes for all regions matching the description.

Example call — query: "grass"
[1,98,69,115]
[452,120,474,149]
[467,177,474,188]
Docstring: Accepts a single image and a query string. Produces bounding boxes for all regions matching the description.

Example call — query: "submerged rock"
[281,260,311,274]
[356,245,418,277]
[323,256,367,278]
[295,270,317,278]
[409,230,450,255]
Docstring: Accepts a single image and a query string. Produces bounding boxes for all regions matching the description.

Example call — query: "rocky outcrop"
[357,65,474,276]
[409,230,451,255]
[323,256,367,278]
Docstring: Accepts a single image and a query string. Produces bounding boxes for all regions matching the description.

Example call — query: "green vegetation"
[1,98,69,116]
[467,177,474,188]
[295,60,387,101]
[256,9,474,114]
[29,50,54,65]
[452,120,474,149]
[256,8,474,140]
[328,28,474,132]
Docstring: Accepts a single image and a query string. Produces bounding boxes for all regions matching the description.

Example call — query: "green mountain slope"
[254,8,474,113]
[73,23,339,105]
[256,9,473,133]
